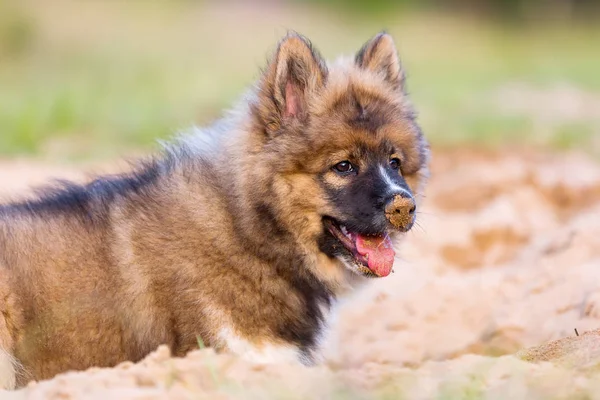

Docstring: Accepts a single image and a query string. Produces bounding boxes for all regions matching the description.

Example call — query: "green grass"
[0,1,599,161]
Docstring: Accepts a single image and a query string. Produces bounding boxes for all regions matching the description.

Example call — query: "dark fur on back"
[0,160,166,223]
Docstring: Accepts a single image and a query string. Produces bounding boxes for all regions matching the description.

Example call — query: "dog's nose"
[384,194,416,231]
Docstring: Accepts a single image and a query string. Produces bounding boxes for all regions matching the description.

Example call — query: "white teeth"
[340,225,350,237]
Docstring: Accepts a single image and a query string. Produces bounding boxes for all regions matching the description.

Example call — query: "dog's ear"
[255,32,328,135]
[355,32,405,91]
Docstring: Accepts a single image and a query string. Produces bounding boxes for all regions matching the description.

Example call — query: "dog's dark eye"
[333,161,355,174]
[389,158,401,170]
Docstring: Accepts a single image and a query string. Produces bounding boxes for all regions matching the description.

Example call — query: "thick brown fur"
[0,31,429,388]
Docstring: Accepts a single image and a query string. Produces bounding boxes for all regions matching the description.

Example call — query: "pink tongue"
[354,234,395,277]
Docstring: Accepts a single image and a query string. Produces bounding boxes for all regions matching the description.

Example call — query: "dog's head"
[246,31,429,279]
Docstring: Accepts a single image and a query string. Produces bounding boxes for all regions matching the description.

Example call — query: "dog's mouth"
[323,217,395,277]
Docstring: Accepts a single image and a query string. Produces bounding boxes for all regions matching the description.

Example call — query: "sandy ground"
[1,147,600,399]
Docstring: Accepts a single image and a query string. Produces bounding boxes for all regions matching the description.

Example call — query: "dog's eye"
[389,158,401,170]
[333,161,355,174]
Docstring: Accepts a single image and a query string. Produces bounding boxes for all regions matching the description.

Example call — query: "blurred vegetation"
[297,0,600,20]
[0,0,598,162]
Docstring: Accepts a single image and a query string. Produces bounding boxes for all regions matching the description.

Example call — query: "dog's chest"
[217,327,307,365]
[205,298,337,367]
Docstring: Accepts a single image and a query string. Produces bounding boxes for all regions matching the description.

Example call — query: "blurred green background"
[1,0,599,162]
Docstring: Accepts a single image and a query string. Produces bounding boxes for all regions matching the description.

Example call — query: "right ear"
[254,32,328,136]
[355,32,405,92]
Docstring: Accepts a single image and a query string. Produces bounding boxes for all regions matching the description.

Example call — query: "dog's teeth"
[340,225,348,235]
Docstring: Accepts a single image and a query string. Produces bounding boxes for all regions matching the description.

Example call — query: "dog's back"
[0,182,135,384]
[0,164,187,385]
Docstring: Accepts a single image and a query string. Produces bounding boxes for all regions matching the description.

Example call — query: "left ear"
[355,32,405,91]
[255,31,328,136]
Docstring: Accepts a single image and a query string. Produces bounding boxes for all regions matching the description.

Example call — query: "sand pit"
[1,148,599,399]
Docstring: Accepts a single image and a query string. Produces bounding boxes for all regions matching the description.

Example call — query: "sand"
[1,147,599,399]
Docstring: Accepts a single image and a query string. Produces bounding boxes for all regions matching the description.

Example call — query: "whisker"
[415,211,437,216]
[415,211,445,221]
[410,221,427,235]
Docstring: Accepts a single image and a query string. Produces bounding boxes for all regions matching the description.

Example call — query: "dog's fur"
[0,31,429,388]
